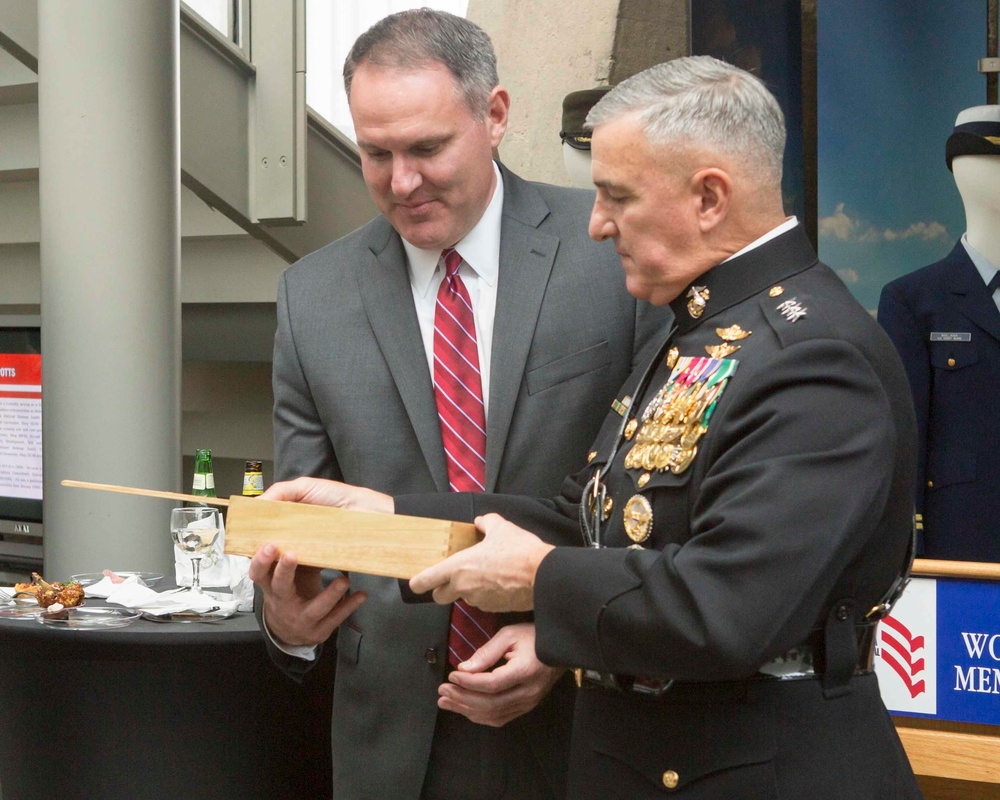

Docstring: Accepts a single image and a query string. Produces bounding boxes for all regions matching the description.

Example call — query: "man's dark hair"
[343,8,499,119]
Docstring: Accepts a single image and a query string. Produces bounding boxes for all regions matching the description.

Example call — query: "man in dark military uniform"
[258,57,922,798]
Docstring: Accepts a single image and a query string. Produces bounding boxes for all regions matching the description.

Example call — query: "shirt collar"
[722,216,799,264]
[403,161,504,299]
[960,232,1000,287]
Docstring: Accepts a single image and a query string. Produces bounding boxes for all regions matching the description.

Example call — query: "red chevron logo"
[880,615,926,699]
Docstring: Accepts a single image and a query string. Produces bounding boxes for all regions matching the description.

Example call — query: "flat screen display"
[0,322,42,523]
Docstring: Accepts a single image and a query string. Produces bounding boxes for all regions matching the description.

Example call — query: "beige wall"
[468,0,620,185]
[468,0,690,186]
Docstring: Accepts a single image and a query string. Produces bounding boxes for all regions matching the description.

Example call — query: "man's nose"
[589,202,614,242]
[391,158,422,197]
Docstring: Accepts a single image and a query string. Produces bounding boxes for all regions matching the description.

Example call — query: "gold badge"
[705,342,740,358]
[637,472,651,488]
[588,494,613,521]
[686,286,710,319]
[769,286,784,297]
[671,446,697,474]
[666,347,680,369]
[715,324,751,342]
[623,494,653,543]
[624,419,638,440]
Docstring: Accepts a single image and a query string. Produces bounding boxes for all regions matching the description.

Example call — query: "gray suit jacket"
[267,164,667,798]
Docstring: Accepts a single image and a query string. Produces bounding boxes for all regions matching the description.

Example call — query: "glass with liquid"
[170,506,222,594]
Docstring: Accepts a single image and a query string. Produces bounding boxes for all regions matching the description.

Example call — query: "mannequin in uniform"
[878,104,1000,560]
[560,87,610,188]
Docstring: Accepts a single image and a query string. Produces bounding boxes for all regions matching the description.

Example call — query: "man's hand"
[438,623,564,727]
[249,543,367,647]
[261,476,394,514]
[409,513,554,612]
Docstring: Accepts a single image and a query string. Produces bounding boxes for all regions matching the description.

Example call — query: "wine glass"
[170,507,222,594]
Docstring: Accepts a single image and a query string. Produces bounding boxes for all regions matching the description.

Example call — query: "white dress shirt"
[961,233,1000,314]
[401,161,503,418]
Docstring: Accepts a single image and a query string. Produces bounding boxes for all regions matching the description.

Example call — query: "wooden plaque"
[224,495,479,579]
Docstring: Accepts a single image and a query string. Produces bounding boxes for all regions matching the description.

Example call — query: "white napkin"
[100,576,240,616]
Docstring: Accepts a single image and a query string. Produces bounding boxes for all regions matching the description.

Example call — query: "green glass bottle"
[192,448,217,498]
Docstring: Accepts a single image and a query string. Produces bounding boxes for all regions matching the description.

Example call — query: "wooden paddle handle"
[61,479,231,507]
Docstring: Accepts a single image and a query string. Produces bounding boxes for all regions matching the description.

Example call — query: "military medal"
[686,286,710,319]
[624,356,739,476]
[623,494,653,543]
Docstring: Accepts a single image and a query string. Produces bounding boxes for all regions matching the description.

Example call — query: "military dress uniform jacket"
[878,241,1000,560]
[397,226,922,799]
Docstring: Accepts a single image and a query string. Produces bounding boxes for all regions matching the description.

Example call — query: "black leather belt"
[575,636,876,698]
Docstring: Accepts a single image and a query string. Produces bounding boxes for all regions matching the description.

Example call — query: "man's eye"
[365,150,390,162]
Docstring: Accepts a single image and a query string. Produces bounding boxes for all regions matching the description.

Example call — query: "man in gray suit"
[251,9,665,799]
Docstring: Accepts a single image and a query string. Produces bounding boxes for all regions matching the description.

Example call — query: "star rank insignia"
[776,297,807,323]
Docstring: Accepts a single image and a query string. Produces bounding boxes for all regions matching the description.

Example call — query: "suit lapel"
[485,168,558,492]
[947,245,1000,344]
[355,221,450,491]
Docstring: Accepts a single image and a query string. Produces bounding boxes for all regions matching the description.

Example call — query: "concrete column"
[38,0,180,577]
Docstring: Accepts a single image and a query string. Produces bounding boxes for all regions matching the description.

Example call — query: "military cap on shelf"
[560,86,612,150]
[946,104,1000,171]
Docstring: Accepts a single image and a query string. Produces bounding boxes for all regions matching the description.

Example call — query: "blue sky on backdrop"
[817,0,987,313]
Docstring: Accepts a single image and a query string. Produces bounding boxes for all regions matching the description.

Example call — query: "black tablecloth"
[0,592,335,800]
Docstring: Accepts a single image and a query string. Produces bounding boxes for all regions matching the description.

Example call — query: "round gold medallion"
[623,494,654,543]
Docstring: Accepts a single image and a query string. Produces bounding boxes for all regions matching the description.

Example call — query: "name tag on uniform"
[930,332,971,342]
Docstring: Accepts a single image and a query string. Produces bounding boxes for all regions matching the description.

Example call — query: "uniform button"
[769,285,784,297]
[424,647,438,665]
[836,604,850,621]
[662,770,679,789]
[947,357,956,367]
[927,480,934,488]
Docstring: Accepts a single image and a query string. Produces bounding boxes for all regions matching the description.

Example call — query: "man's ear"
[486,87,511,149]
[692,168,732,233]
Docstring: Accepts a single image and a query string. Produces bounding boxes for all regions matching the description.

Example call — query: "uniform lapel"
[485,168,558,492]
[948,245,1000,344]
[355,221,450,491]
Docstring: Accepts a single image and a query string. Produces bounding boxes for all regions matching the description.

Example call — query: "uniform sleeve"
[533,338,902,681]
[877,284,928,533]
[272,270,343,483]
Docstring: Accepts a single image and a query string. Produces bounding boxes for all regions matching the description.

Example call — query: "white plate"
[140,607,237,623]
[37,606,141,629]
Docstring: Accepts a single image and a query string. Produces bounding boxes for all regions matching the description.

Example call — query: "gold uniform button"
[769,285,784,297]
[927,480,934,488]
[587,451,598,463]
[947,357,956,367]
[662,770,679,789]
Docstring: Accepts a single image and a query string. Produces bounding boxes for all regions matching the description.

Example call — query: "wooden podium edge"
[911,558,1000,581]
[897,727,1000,784]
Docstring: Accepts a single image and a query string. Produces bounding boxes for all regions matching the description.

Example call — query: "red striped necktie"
[433,248,498,667]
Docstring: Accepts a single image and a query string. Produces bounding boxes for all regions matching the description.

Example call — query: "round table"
[0,596,335,800]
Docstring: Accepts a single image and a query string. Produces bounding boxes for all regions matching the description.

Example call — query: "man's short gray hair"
[343,8,498,119]
[588,56,786,183]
